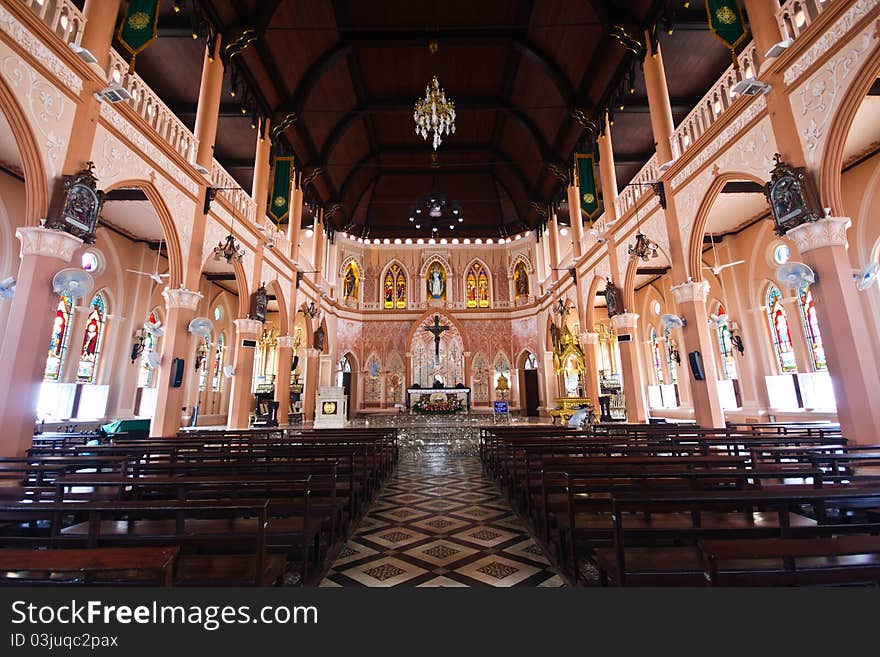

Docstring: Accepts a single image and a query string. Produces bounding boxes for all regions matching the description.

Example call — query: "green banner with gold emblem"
[268,156,294,225]
[706,0,749,68]
[575,153,600,223]
[117,0,160,72]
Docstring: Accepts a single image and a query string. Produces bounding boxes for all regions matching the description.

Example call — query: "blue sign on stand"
[493,401,509,414]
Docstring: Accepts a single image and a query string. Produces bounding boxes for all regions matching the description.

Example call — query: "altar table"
[406,387,471,412]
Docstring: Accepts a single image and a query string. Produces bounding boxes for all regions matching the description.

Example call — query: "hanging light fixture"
[414,41,455,151]
[213,206,245,264]
[627,201,659,261]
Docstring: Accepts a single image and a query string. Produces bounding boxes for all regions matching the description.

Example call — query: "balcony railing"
[614,153,659,220]
[106,50,199,164]
[22,0,84,45]
[777,0,833,40]
[210,159,256,224]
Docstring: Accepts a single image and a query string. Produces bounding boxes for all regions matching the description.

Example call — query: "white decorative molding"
[234,318,263,336]
[276,335,297,349]
[786,217,852,253]
[670,96,767,190]
[611,312,639,330]
[784,0,879,85]
[16,227,82,261]
[0,4,82,93]
[162,286,202,311]
[580,331,599,345]
[99,102,199,196]
[671,280,711,304]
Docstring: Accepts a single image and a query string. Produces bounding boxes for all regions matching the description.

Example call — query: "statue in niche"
[313,325,325,352]
[605,278,621,317]
[427,263,445,299]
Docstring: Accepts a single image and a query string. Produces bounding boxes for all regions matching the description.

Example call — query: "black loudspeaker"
[688,351,705,381]
[171,357,185,387]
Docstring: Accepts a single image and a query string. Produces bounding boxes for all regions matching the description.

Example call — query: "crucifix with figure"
[423,315,450,365]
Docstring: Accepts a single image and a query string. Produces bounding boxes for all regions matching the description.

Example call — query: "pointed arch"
[380,258,410,309]
[464,257,492,308]
[471,351,492,404]
[385,351,405,407]
[264,279,289,335]
[76,290,109,384]
[765,282,797,374]
[44,292,74,381]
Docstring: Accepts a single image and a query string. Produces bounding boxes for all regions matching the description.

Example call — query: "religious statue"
[343,266,357,300]
[427,264,445,299]
[515,264,529,297]
[605,278,621,317]
[313,325,325,352]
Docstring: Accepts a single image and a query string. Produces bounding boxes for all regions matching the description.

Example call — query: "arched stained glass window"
[137,310,160,388]
[650,326,664,384]
[76,293,107,384]
[798,285,826,371]
[384,263,407,309]
[663,325,678,385]
[465,263,490,308]
[44,293,73,381]
[715,303,738,380]
[766,285,797,373]
[523,352,538,370]
[212,333,225,391]
[198,334,211,391]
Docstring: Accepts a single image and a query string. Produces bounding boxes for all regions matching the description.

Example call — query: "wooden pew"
[0,547,179,586]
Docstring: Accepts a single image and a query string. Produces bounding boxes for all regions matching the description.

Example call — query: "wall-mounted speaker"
[170,357,185,387]
[688,351,705,381]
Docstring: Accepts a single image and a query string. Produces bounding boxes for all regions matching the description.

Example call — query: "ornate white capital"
[786,217,851,253]
[162,287,203,311]
[671,280,710,304]
[276,335,297,349]
[611,312,639,330]
[234,318,263,336]
[16,227,82,262]
[580,331,600,345]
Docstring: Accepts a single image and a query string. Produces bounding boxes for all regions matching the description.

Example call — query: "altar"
[406,387,471,412]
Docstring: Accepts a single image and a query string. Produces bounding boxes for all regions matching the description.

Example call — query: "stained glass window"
[650,326,664,384]
[766,285,797,373]
[76,293,107,384]
[198,334,211,391]
[798,285,827,371]
[383,263,407,309]
[663,325,678,384]
[465,263,490,308]
[523,352,538,370]
[212,333,225,391]
[137,310,160,388]
[715,303,738,380]
[44,293,73,381]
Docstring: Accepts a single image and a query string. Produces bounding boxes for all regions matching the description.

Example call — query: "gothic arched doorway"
[519,351,540,417]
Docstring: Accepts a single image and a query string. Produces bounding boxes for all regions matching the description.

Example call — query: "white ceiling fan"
[702,234,744,275]
[127,239,170,284]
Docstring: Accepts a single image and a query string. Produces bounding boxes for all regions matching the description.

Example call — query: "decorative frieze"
[611,312,639,330]
[785,216,851,253]
[233,318,263,336]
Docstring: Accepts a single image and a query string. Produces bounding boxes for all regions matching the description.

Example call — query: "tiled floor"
[319,446,565,587]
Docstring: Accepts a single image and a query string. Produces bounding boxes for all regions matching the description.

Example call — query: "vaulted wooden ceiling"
[101,1,736,238]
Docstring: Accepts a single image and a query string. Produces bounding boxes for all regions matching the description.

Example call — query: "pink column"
[193,38,224,171]
[274,335,295,425]
[597,115,619,222]
[227,318,262,429]
[611,313,648,423]
[312,213,325,274]
[787,218,880,442]
[150,287,203,437]
[303,352,319,422]
[671,281,726,428]
[546,214,561,281]
[81,0,121,70]
[643,35,675,165]
[567,184,584,260]
[251,118,272,224]
[289,185,304,261]
[580,331,603,410]
[0,228,83,455]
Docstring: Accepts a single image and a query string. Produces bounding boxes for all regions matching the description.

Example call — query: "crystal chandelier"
[628,232,659,261]
[414,42,455,150]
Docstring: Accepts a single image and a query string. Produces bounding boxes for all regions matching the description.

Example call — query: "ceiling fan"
[127,240,170,284]
[702,234,744,275]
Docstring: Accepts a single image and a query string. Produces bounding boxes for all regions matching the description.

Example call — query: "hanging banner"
[268,156,294,225]
[574,153,600,223]
[117,0,160,72]
[705,0,749,69]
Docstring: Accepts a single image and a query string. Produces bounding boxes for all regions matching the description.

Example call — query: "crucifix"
[423,314,450,365]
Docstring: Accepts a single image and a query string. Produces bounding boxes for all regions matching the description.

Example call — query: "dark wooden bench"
[0,546,179,586]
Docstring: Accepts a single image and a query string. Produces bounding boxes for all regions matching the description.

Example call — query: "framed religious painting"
[763,154,823,237]
[45,162,105,244]
[249,283,268,323]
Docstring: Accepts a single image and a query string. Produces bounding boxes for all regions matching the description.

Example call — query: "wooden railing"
[106,50,199,164]
[21,0,84,45]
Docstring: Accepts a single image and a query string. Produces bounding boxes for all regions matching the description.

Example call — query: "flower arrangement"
[412,398,462,414]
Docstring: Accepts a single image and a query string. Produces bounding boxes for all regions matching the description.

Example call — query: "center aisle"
[319,446,564,587]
